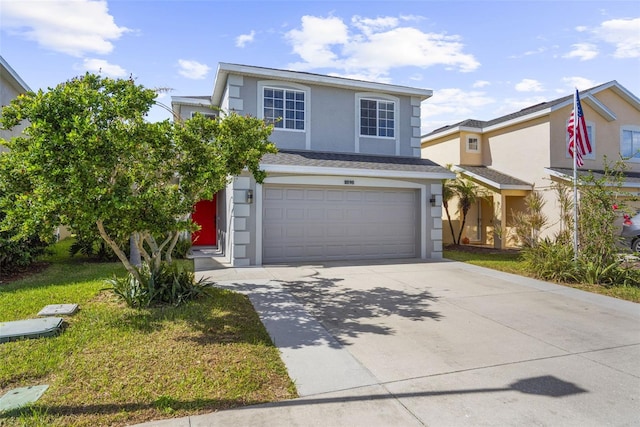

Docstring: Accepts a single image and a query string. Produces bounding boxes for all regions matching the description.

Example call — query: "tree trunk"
[165,231,180,264]
[457,210,469,245]
[443,201,457,245]
[96,220,141,282]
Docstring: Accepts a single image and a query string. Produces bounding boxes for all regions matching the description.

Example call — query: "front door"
[191,197,217,246]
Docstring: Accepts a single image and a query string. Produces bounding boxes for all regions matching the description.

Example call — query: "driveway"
[137,259,640,427]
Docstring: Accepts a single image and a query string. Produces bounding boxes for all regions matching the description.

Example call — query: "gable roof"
[0,55,31,93]
[454,165,532,190]
[261,149,455,180]
[211,63,433,106]
[423,80,640,140]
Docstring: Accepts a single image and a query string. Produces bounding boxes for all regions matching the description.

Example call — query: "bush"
[0,217,48,275]
[521,239,578,283]
[69,234,122,261]
[105,261,212,308]
[171,237,192,259]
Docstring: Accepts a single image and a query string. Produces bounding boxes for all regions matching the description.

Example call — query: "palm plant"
[452,178,480,245]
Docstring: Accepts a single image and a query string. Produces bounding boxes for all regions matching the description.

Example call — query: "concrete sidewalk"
[132,259,640,426]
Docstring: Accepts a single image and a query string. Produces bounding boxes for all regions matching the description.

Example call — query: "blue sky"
[1,0,639,133]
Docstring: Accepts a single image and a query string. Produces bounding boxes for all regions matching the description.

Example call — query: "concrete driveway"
[136,259,640,427]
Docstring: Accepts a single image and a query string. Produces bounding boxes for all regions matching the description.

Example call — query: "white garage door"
[263,185,417,263]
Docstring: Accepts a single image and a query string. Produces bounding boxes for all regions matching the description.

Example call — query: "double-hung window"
[360,99,395,138]
[263,87,305,130]
[621,127,640,160]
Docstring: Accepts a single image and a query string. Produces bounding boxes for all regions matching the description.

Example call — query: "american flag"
[567,89,592,167]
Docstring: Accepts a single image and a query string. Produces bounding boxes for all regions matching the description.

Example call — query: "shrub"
[69,234,122,261]
[0,212,48,275]
[105,261,212,308]
[521,239,578,283]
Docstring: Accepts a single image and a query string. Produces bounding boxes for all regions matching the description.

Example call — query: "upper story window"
[360,98,395,138]
[263,87,305,131]
[466,135,480,152]
[621,126,640,161]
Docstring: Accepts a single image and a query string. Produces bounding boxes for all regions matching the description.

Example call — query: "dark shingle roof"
[261,149,452,174]
[456,165,532,189]
[424,81,617,138]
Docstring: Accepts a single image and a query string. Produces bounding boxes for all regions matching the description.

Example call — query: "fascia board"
[544,167,640,189]
[422,125,482,143]
[261,163,456,180]
[212,62,433,106]
[171,96,212,107]
[0,56,31,92]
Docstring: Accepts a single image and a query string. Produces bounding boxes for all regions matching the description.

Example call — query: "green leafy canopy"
[1,73,276,278]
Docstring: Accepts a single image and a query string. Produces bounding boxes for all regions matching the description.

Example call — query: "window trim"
[621,125,640,163]
[466,134,480,153]
[565,119,596,162]
[356,93,399,140]
[257,81,309,133]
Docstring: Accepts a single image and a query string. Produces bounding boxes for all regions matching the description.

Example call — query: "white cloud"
[285,15,479,80]
[509,47,547,59]
[594,17,640,58]
[421,88,494,132]
[1,0,130,57]
[562,76,598,91]
[472,80,491,88]
[285,15,349,68]
[177,59,211,80]
[236,30,256,48]
[515,79,544,92]
[80,58,126,77]
[563,43,599,61]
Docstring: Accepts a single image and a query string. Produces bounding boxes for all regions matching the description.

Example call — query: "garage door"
[263,186,417,263]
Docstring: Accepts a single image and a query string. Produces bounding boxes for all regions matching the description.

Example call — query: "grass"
[0,239,296,426]
[444,245,640,303]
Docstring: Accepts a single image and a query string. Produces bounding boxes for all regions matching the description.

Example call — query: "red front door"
[191,196,217,246]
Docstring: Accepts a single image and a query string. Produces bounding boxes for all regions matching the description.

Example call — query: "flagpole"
[572,89,579,261]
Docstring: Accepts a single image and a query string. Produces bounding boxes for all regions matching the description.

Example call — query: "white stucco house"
[1,55,32,152]
[172,63,455,266]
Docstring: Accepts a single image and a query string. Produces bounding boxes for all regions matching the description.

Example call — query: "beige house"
[1,55,31,152]
[422,81,640,248]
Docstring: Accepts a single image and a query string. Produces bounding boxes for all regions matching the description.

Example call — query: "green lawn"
[0,240,296,427]
[444,246,640,303]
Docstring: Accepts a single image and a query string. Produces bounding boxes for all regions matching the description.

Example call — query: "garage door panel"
[263,186,417,263]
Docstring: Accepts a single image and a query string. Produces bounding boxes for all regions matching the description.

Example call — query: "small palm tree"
[452,178,480,245]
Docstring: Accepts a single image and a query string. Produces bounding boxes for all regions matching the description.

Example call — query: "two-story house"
[172,63,454,266]
[1,55,31,152]
[421,80,640,248]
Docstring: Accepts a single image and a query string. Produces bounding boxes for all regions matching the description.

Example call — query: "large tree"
[0,73,275,282]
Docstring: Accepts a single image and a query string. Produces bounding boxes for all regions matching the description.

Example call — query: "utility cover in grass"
[38,304,78,316]
[0,317,64,343]
[0,385,49,412]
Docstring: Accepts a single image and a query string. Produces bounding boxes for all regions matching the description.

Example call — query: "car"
[621,212,640,252]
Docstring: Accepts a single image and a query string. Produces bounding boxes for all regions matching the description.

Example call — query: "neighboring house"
[421,80,640,248]
[1,55,32,152]
[172,63,454,266]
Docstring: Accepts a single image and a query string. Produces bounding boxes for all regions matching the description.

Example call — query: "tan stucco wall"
[549,89,640,172]
[421,134,461,167]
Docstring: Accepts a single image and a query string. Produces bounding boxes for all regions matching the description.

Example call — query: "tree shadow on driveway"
[274,273,442,344]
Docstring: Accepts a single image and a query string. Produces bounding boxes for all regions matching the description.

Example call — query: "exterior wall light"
[430,195,437,207]
[246,189,254,204]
